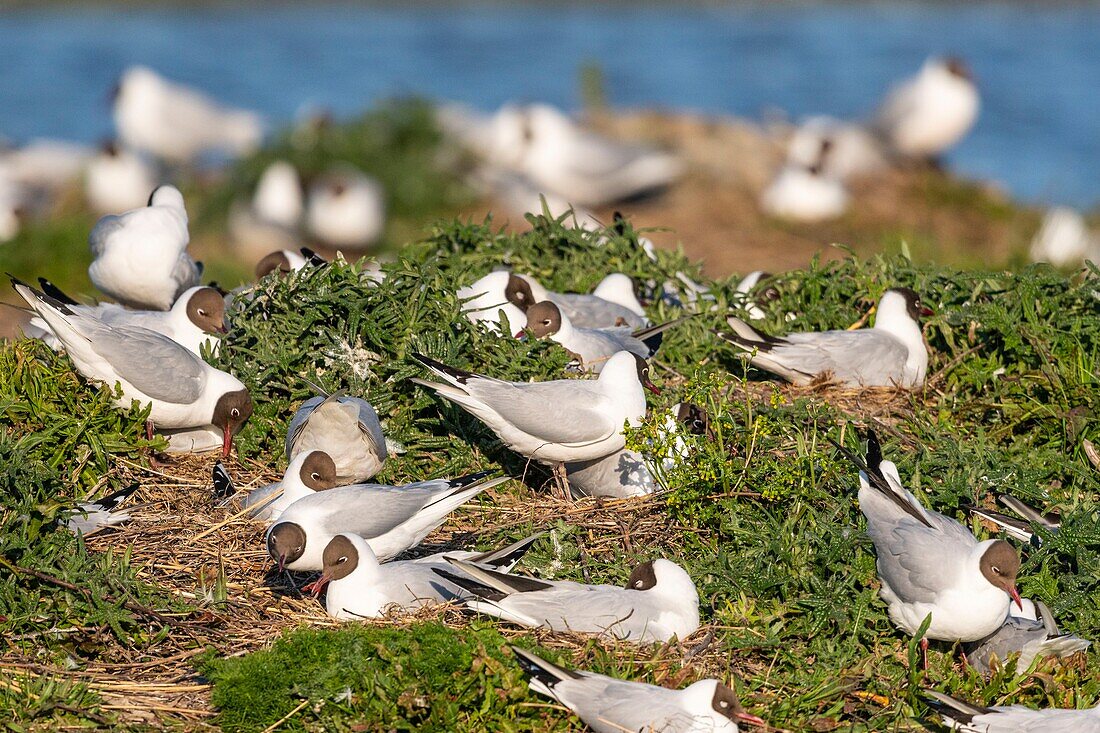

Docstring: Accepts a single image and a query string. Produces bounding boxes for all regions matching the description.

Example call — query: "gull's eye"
[197,309,207,316]
[231,408,240,418]
[338,556,347,564]
[542,319,551,326]
[311,472,320,482]
[693,419,704,430]
[719,700,730,709]
[992,566,1001,575]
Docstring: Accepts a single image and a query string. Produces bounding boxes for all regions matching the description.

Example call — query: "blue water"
[1,3,1098,207]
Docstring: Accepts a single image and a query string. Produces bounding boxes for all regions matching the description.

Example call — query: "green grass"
[0,109,1097,730]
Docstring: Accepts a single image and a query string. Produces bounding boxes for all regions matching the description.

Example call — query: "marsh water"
[1,2,1097,206]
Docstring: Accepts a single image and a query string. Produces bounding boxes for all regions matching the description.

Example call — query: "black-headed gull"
[963,597,1091,674]
[522,300,687,373]
[254,247,327,279]
[26,281,226,357]
[244,449,338,521]
[112,65,263,163]
[457,271,529,335]
[923,689,1100,732]
[971,494,1060,547]
[507,273,648,330]
[760,138,850,222]
[265,471,506,571]
[566,402,709,499]
[411,351,655,466]
[873,57,979,160]
[285,388,387,484]
[494,103,683,208]
[786,116,886,182]
[14,279,252,457]
[512,647,765,732]
[305,166,385,251]
[64,483,143,536]
[719,287,930,388]
[88,184,201,310]
[437,557,699,643]
[84,141,157,214]
[1028,207,1100,267]
[303,532,542,620]
[834,431,1021,655]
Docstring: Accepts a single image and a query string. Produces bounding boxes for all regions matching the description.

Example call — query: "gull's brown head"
[980,539,1022,609]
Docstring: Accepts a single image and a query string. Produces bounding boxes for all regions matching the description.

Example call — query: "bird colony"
[5,62,1099,732]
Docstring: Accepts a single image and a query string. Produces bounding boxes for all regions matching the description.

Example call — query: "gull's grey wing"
[771,330,909,383]
[83,318,208,403]
[88,214,125,256]
[553,293,646,330]
[967,706,1100,733]
[865,510,977,604]
[170,252,202,293]
[285,395,326,458]
[351,397,387,460]
[498,585,660,635]
[964,615,1092,674]
[279,481,457,538]
[465,380,618,445]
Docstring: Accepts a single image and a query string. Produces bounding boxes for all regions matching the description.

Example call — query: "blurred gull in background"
[1029,207,1100,267]
[305,165,385,252]
[113,65,264,164]
[872,56,980,161]
[84,141,158,214]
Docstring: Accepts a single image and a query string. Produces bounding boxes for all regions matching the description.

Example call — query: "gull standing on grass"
[512,647,765,732]
[265,472,506,571]
[304,532,542,620]
[411,351,656,498]
[718,287,930,388]
[13,278,253,457]
[834,431,1022,663]
[88,184,202,310]
[25,281,226,357]
[436,557,699,643]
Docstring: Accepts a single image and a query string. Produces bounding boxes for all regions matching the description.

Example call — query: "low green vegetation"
[0,111,1097,730]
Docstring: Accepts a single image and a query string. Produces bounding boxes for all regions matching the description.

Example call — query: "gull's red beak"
[277,554,286,573]
[644,380,661,395]
[222,424,233,458]
[737,712,766,727]
[303,572,332,597]
[1009,585,1023,610]
[516,330,527,340]
[216,323,228,334]
[920,306,934,317]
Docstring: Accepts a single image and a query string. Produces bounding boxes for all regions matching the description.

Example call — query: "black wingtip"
[300,247,328,267]
[10,275,74,315]
[510,646,582,686]
[212,461,235,500]
[37,278,79,306]
[94,483,141,511]
[921,690,993,724]
[431,566,506,602]
[450,470,497,489]
[411,353,475,385]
